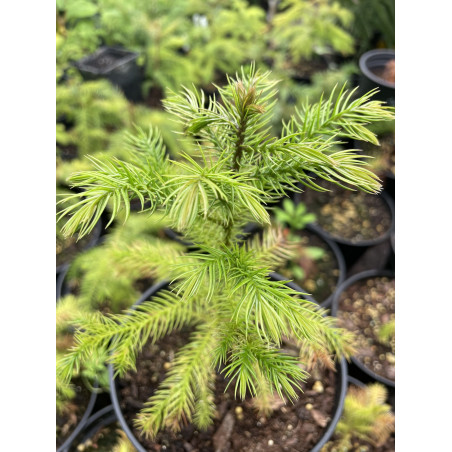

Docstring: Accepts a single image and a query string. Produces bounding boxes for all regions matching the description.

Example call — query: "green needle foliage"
[57,66,394,438]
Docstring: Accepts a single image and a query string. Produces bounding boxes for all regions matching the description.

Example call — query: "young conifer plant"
[57,66,394,438]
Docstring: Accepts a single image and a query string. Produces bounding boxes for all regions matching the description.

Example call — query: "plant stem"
[233,98,250,171]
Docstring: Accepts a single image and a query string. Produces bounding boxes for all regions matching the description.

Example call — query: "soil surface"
[145,86,165,109]
[290,59,329,82]
[118,331,339,451]
[322,433,395,452]
[336,277,395,382]
[300,180,392,243]
[278,229,340,304]
[371,60,395,85]
[56,379,92,448]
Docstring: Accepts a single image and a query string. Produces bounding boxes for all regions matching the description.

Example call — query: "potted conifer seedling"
[57,66,394,451]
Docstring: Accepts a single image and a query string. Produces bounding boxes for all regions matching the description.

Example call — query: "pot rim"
[71,405,118,450]
[359,49,395,89]
[56,380,99,452]
[56,213,103,275]
[331,269,395,388]
[109,277,348,452]
[75,46,139,75]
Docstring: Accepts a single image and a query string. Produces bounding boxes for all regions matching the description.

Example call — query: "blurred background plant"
[321,383,395,451]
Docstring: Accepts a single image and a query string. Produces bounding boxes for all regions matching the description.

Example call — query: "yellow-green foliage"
[66,212,183,313]
[271,0,355,67]
[56,79,130,158]
[112,430,136,452]
[187,0,267,85]
[56,295,90,413]
[56,367,76,415]
[323,383,395,451]
[378,319,395,352]
[56,294,90,336]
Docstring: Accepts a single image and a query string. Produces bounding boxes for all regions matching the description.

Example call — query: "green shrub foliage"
[57,66,394,437]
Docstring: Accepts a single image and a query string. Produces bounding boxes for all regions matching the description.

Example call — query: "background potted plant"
[270,199,346,307]
[57,66,394,450]
[56,295,107,451]
[321,380,395,451]
[331,269,395,389]
[358,49,395,106]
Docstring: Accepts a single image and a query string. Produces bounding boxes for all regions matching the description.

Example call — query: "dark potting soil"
[290,59,329,82]
[145,86,165,109]
[360,133,395,179]
[118,331,338,452]
[323,428,395,451]
[300,180,392,243]
[278,229,340,304]
[336,277,395,382]
[56,379,92,449]
[70,422,122,452]
[370,60,395,85]
[340,436,395,452]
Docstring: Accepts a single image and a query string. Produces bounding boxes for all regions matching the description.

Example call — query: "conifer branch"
[290,84,395,144]
[57,291,199,383]
[57,156,168,238]
[135,323,218,437]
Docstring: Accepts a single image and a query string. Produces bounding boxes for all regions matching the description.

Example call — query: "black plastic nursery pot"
[108,277,348,452]
[358,49,395,107]
[56,262,70,301]
[163,227,197,248]
[297,187,395,275]
[75,46,143,102]
[56,234,107,301]
[331,270,395,390]
[68,405,119,452]
[56,382,98,452]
